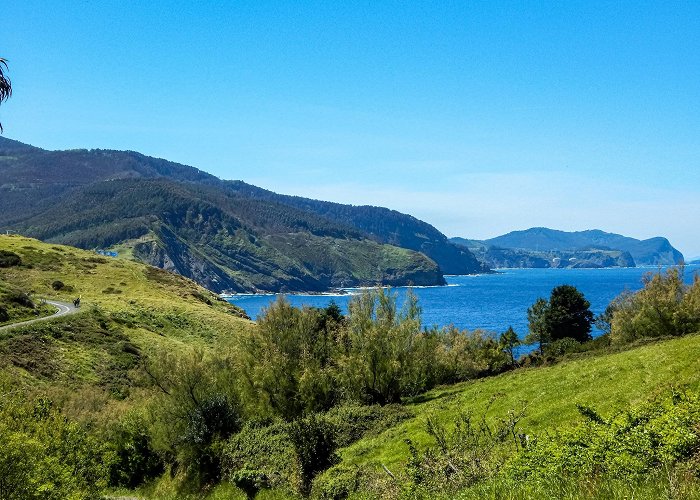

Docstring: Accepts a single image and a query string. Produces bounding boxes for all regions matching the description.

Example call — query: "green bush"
[611,268,700,343]
[288,413,339,496]
[0,250,21,267]
[506,389,700,483]
[544,337,582,357]
[106,411,164,488]
[222,419,297,495]
[403,397,526,495]
[145,348,243,486]
[241,290,517,420]
[0,395,114,499]
[311,465,369,500]
[325,403,413,447]
[6,290,34,308]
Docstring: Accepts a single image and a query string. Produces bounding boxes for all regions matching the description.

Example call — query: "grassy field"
[337,333,700,471]
[0,234,252,400]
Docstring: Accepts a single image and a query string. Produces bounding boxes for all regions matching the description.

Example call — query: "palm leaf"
[0,58,12,133]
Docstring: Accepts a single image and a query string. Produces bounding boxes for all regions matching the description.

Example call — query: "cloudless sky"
[2,1,699,256]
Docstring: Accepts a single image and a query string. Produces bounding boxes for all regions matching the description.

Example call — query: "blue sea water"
[227,265,700,340]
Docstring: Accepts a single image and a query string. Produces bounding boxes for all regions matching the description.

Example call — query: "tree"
[341,288,423,405]
[499,326,520,366]
[547,285,594,343]
[239,297,340,419]
[143,348,242,484]
[526,285,594,352]
[610,267,700,343]
[0,58,11,133]
[526,298,551,354]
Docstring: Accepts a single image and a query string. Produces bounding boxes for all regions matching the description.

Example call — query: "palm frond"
[0,58,11,101]
[0,58,11,133]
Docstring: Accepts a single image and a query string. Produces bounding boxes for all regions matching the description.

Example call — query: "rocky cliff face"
[132,234,250,293]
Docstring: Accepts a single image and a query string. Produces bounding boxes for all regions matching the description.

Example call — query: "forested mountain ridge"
[451,227,684,268]
[0,137,481,292]
[221,180,487,275]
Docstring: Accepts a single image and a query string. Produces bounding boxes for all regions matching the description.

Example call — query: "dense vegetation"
[1,234,699,499]
[223,181,487,275]
[0,137,484,292]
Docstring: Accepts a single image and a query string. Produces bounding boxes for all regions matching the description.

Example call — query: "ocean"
[226,265,700,340]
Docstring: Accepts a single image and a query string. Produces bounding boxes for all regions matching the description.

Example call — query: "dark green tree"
[525,298,551,354]
[526,285,594,351]
[499,326,520,366]
[547,285,594,342]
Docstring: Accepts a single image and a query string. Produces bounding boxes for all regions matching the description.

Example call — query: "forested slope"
[0,137,482,292]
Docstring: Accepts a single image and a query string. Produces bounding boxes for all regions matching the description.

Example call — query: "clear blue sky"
[2,1,699,257]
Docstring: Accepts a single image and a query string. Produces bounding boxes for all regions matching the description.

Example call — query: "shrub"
[404,396,526,495]
[325,403,413,447]
[0,250,21,268]
[311,465,368,500]
[145,349,243,485]
[433,327,511,383]
[506,389,700,483]
[6,290,34,308]
[51,280,65,291]
[288,413,339,496]
[611,268,700,343]
[107,412,164,488]
[544,337,582,357]
[0,395,114,499]
[222,419,297,495]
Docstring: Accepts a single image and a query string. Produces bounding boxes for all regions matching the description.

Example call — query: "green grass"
[0,234,249,331]
[0,234,254,410]
[425,472,700,500]
[337,333,700,471]
[0,279,55,325]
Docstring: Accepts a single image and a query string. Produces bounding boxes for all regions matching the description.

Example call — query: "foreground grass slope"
[337,333,700,471]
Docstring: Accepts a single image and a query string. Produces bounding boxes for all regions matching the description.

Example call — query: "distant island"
[450,227,684,269]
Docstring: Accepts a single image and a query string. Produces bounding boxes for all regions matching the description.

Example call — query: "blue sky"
[2,1,699,256]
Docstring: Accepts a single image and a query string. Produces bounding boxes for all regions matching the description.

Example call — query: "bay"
[227,265,700,340]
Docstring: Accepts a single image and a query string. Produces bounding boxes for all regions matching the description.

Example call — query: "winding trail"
[0,300,79,332]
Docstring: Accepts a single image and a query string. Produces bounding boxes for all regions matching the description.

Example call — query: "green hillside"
[0,234,251,391]
[336,333,700,471]
[0,137,483,292]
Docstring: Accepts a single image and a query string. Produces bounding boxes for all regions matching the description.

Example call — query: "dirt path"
[0,300,79,331]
